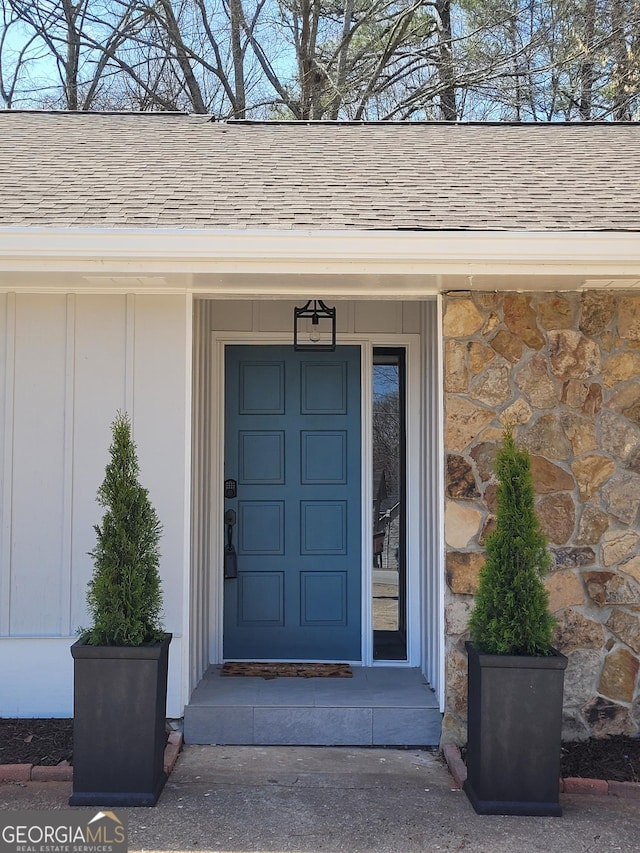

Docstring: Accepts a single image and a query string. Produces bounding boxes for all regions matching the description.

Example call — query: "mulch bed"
[561,736,640,783]
[220,662,353,678]
[1,717,639,784]
[0,718,73,766]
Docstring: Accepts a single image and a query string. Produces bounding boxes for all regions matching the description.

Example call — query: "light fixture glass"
[293,300,337,351]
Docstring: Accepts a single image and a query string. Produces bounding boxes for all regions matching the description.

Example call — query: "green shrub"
[468,427,555,656]
[84,412,164,646]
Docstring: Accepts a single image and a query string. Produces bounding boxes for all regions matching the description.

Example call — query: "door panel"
[223,345,361,661]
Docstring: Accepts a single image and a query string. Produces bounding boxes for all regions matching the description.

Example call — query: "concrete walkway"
[2,745,640,853]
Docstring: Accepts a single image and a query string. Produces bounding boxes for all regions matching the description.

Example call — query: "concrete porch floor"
[184,666,442,746]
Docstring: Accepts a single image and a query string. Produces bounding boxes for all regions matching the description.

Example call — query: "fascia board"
[0,227,639,277]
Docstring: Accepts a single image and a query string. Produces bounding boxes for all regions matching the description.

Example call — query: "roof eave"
[0,226,639,283]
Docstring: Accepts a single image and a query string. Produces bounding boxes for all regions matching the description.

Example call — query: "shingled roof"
[2,112,640,232]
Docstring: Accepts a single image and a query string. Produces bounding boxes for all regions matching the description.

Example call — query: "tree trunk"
[298,0,313,119]
[510,1,521,121]
[327,0,355,120]
[579,0,597,120]
[62,0,80,110]
[611,0,631,120]
[157,0,207,113]
[229,0,246,118]
[435,0,456,120]
[296,0,323,119]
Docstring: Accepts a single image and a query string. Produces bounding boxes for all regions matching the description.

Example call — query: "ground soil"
[0,719,73,766]
[1,718,639,782]
[560,736,640,783]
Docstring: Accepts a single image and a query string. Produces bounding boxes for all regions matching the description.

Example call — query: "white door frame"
[208,332,423,667]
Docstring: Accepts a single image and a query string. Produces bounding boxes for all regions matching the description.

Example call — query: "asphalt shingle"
[1,112,640,232]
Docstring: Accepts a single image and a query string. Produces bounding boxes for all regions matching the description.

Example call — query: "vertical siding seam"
[61,294,76,635]
[203,301,212,672]
[189,301,198,690]
[198,300,207,686]
[345,301,355,333]
[419,302,429,682]
[198,303,207,682]
[198,302,206,683]
[203,303,211,676]
[433,296,446,710]
[421,298,446,710]
[252,300,261,331]
[211,329,224,663]
[125,293,136,417]
[394,301,403,332]
[190,298,212,692]
[1,293,16,635]
[182,292,194,708]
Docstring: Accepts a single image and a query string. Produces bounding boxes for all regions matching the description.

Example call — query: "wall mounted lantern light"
[293,299,337,351]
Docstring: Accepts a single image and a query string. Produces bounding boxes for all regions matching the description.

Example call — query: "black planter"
[69,633,171,807]
[463,641,568,817]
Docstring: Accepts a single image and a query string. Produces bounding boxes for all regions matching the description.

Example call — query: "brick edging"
[442,743,467,789]
[163,731,183,775]
[442,743,640,801]
[0,732,183,785]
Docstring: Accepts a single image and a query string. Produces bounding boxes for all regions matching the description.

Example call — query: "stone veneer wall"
[442,291,640,745]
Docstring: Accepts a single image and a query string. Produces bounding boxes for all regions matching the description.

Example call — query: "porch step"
[184,666,441,746]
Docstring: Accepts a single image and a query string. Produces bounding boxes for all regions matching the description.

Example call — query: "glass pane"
[372,350,406,660]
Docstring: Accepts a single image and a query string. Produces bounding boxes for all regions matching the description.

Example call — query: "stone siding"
[442,291,640,744]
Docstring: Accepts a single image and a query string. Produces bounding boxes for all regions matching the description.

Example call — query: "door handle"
[224,509,238,579]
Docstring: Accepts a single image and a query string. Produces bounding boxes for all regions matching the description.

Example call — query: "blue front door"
[223,345,361,661]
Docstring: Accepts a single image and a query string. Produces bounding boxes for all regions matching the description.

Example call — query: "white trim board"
[421,298,446,710]
[1,228,640,281]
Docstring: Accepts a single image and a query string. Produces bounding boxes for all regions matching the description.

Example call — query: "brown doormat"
[221,662,353,679]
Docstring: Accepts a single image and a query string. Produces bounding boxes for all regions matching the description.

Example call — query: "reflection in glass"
[372,349,406,660]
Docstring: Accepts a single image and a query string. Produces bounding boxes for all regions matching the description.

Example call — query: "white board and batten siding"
[0,291,445,718]
[0,291,191,718]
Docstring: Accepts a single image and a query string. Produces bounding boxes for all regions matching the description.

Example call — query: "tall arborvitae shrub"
[468,427,555,656]
[84,412,164,646]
